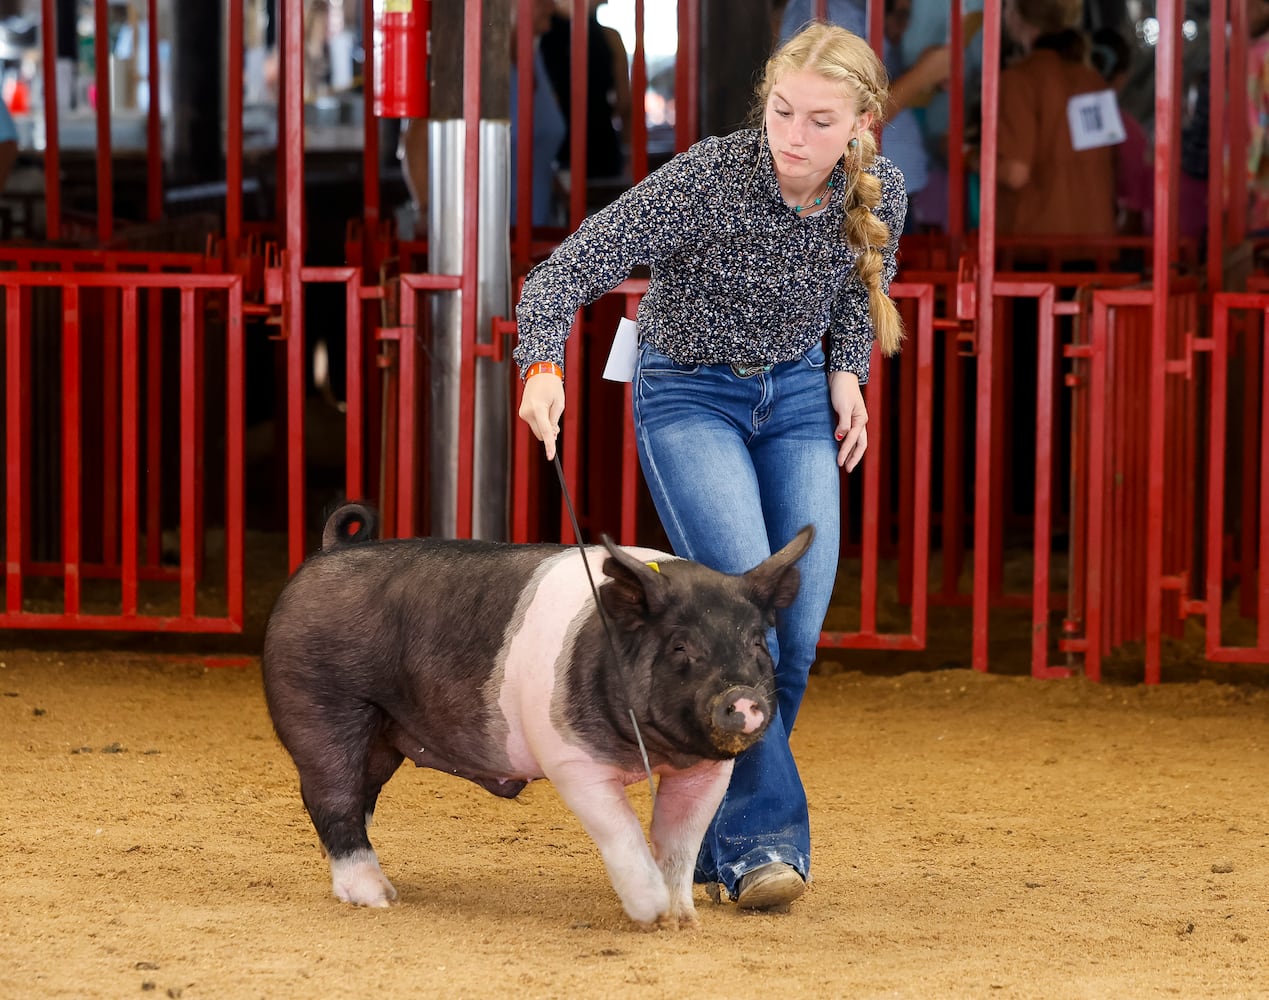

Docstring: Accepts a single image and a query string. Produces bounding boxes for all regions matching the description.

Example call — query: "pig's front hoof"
[329,850,398,908]
[643,907,699,932]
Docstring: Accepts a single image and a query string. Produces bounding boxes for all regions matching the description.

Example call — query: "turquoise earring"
[848,137,859,151]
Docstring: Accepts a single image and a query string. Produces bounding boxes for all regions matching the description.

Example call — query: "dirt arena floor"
[3,616,1268,1000]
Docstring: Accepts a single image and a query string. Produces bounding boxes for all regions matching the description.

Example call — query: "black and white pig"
[261,503,811,929]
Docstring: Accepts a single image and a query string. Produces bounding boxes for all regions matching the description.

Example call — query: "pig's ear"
[746,525,814,610]
[599,535,672,621]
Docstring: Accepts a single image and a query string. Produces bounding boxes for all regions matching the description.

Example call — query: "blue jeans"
[633,340,841,897]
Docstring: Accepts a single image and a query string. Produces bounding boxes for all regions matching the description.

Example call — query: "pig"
[261,502,812,928]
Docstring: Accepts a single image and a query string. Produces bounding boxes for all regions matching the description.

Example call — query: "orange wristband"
[524,361,563,382]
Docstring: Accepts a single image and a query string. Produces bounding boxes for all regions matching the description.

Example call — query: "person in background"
[511,0,569,226]
[1090,26,1151,236]
[901,0,984,230]
[400,0,567,232]
[779,0,951,231]
[514,23,906,911]
[592,1,632,155]
[539,0,628,181]
[992,0,1115,241]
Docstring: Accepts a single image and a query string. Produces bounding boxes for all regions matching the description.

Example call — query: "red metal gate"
[2,268,244,632]
[1205,292,1269,664]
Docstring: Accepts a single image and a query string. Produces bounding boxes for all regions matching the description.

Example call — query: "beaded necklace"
[792,177,835,214]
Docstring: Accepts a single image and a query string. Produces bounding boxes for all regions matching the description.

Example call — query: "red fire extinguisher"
[373,0,430,118]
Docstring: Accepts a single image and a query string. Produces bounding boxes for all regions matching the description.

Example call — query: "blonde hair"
[755,22,903,356]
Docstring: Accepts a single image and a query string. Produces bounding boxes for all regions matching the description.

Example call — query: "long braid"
[840,127,904,356]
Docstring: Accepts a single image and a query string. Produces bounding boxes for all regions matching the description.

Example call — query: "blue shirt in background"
[509,45,568,227]
[0,99,17,144]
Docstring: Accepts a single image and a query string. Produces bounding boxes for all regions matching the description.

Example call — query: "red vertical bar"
[19,287,32,585]
[1205,298,1230,656]
[570,0,589,229]
[397,289,418,538]
[909,286,934,644]
[1031,288,1055,676]
[621,382,638,544]
[1241,315,1262,618]
[345,273,364,498]
[63,285,82,615]
[227,0,245,245]
[284,0,307,569]
[5,285,23,613]
[814,0,827,18]
[1229,0,1248,248]
[1146,0,1179,684]
[121,287,139,616]
[860,345,883,635]
[560,315,582,542]
[147,0,161,221]
[630,0,648,183]
[362,0,380,233]
[512,392,532,542]
[94,0,114,243]
[225,282,246,628]
[41,0,62,240]
[1067,321,1088,654]
[674,0,699,152]
[941,326,963,599]
[456,0,483,539]
[101,288,120,567]
[145,289,163,568]
[685,0,699,144]
[193,291,207,579]
[896,311,916,602]
[1258,308,1269,648]
[514,0,534,264]
[971,0,1001,671]
[1207,0,1226,293]
[988,297,1006,599]
[620,289,640,545]
[180,288,196,618]
[1083,298,1108,681]
[1107,306,1125,652]
[276,0,288,245]
[947,0,965,240]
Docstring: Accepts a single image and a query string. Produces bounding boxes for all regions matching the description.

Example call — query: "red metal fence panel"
[2,270,244,632]
[1062,285,1205,681]
[1205,292,1269,664]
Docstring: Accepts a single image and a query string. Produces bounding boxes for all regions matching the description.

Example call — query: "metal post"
[1145,0,1180,683]
[427,118,511,540]
[971,0,1002,672]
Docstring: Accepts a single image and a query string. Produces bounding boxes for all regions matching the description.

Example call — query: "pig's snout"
[707,686,771,755]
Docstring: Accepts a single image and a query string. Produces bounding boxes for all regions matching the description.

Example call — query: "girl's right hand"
[517,372,565,460]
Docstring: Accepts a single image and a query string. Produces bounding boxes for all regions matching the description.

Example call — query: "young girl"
[514,22,905,910]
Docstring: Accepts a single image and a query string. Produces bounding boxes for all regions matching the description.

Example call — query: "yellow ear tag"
[645,561,660,573]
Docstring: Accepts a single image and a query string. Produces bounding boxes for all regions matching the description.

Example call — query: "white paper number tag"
[1067,90,1126,151]
[603,317,639,382]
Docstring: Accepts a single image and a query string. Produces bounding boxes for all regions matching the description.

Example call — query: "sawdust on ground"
[2,642,1267,1000]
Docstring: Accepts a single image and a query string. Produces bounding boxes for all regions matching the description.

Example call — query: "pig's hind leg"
[286,703,404,908]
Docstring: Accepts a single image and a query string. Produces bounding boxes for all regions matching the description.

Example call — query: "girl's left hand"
[829,370,869,472]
